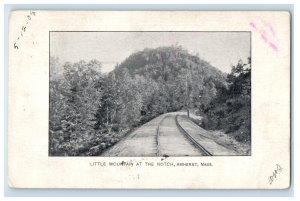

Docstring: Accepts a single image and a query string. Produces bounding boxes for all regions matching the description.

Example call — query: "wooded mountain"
[93,46,228,130]
[114,46,226,82]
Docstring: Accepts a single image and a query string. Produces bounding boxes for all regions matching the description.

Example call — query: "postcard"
[8,11,290,189]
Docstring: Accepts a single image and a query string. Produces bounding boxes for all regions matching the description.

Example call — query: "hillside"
[98,46,228,128]
[114,46,226,82]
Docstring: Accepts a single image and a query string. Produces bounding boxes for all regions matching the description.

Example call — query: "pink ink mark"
[268,42,279,52]
[250,19,279,53]
[249,22,257,30]
[260,33,268,43]
[268,25,276,37]
[261,19,276,37]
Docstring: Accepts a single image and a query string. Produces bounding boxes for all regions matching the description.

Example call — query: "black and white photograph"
[49,31,251,157]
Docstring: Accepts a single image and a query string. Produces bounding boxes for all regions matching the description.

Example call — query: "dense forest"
[49,45,251,156]
[201,58,251,143]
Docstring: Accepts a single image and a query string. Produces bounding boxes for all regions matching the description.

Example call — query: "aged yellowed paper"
[8,11,290,189]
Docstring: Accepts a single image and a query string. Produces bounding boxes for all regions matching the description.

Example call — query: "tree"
[49,60,104,156]
[202,58,251,143]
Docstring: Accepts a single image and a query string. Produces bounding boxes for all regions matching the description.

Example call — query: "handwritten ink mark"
[14,42,19,49]
[13,10,36,50]
[268,164,283,185]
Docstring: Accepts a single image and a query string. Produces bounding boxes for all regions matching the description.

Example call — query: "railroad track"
[156,115,167,156]
[175,115,213,156]
[102,113,213,156]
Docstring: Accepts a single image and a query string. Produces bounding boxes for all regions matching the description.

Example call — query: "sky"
[50,32,250,73]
